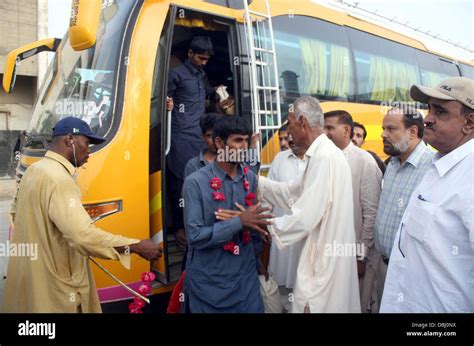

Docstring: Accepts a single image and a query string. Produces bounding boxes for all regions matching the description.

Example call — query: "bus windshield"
[28,0,135,143]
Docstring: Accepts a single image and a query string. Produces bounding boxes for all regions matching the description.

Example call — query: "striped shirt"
[374,141,433,257]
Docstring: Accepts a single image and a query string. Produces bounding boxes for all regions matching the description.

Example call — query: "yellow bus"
[3,0,473,312]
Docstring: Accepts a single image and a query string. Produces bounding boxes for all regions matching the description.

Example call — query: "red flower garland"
[138,283,151,295]
[128,271,155,314]
[242,230,251,245]
[141,272,156,282]
[211,166,255,255]
[212,191,225,201]
[223,241,238,254]
[244,192,256,206]
[210,177,222,190]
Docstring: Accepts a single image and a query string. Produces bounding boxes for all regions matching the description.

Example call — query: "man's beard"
[384,132,410,156]
[209,145,218,155]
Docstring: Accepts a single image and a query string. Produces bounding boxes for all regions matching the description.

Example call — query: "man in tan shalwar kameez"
[3,117,161,313]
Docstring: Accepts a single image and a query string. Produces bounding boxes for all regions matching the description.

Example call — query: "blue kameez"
[182,162,264,313]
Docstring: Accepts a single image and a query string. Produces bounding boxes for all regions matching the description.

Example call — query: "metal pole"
[89,256,151,304]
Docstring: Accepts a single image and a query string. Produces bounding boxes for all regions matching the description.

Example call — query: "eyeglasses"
[398,222,406,258]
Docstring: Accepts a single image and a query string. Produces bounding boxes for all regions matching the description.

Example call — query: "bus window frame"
[344,26,360,104]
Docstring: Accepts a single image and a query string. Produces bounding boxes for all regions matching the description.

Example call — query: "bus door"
[149,5,241,284]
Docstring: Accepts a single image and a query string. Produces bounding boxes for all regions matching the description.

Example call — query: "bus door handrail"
[165,110,172,155]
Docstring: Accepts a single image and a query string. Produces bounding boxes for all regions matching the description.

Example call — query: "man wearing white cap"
[380,77,474,312]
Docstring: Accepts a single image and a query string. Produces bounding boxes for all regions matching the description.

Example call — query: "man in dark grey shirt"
[167,36,216,244]
[184,113,224,179]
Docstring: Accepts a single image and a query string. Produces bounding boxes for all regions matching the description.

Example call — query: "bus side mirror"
[2,38,61,94]
[69,0,102,51]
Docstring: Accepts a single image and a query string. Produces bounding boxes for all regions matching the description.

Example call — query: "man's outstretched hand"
[215,202,273,237]
[129,239,163,261]
[214,208,241,220]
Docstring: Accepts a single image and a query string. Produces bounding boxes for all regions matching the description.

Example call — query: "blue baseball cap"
[52,117,106,144]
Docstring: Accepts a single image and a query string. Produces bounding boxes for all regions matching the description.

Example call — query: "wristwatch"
[357,255,369,263]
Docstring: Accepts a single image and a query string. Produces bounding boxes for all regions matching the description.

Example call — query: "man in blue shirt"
[179,112,223,272]
[182,113,262,272]
[373,105,433,311]
[167,36,217,245]
[182,116,272,313]
[184,113,224,179]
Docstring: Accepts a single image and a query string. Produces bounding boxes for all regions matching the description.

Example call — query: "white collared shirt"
[381,139,474,312]
[267,149,308,289]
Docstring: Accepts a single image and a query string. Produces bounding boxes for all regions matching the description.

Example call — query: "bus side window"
[271,14,355,109]
[347,27,420,104]
[416,50,460,87]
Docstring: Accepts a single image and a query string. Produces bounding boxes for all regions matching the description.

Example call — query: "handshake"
[125,239,163,261]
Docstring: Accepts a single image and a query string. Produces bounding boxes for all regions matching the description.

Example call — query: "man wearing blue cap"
[4,117,162,313]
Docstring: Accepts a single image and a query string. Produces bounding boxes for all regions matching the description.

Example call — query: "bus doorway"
[149,6,240,284]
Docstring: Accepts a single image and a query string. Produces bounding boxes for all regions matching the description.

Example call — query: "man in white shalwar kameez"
[258,96,360,313]
[267,126,308,312]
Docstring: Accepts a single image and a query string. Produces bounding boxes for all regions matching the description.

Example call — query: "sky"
[47,0,72,40]
[47,0,473,61]
[328,0,473,62]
